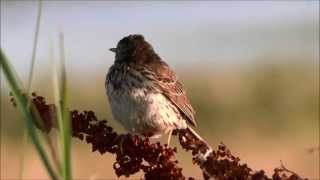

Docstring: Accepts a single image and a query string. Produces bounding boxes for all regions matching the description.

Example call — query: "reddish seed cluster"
[70,110,184,179]
[179,123,307,180]
[272,165,307,180]
[31,93,185,179]
[31,93,56,132]
[11,93,307,180]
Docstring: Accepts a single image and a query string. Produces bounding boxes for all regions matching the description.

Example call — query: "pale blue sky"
[1,1,319,78]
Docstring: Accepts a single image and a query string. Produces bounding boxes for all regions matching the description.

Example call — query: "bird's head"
[110,34,158,63]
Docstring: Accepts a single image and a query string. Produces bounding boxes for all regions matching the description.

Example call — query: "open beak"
[109,48,117,53]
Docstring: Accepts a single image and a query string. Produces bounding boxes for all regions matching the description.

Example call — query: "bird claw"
[115,134,126,155]
[166,129,173,147]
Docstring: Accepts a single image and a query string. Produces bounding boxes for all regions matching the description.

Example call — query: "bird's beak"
[109,48,117,53]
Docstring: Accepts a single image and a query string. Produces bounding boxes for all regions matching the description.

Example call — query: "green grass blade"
[19,1,42,178]
[27,0,42,94]
[0,50,58,180]
[24,0,62,175]
[53,31,72,180]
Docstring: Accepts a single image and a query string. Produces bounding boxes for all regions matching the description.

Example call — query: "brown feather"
[143,61,197,127]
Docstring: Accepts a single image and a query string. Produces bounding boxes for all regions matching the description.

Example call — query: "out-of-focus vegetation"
[184,60,318,139]
[1,57,318,179]
[2,59,317,139]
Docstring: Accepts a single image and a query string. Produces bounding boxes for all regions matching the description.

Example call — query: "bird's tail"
[186,126,204,141]
[185,126,211,149]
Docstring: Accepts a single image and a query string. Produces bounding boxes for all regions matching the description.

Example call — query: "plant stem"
[0,50,58,180]
[27,0,42,95]
[57,32,72,180]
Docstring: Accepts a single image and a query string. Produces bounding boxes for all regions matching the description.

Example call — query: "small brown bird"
[106,34,202,144]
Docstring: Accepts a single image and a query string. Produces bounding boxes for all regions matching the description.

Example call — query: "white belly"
[107,84,186,137]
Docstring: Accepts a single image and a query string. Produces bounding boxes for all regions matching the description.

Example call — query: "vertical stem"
[27,0,42,94]
[58,32,72,180]
[20,1,42,178]
[24,0,62,176]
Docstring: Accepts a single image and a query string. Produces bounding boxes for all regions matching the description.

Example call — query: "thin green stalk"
[48,38,63,175]
[55,32,72,180]
[0,50,58,180]
[24,0,62,176]
[19,1,42,178]
[27,0,42,94]
[47,131,62,174]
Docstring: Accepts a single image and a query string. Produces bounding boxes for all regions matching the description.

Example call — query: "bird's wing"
[144,61,196,126]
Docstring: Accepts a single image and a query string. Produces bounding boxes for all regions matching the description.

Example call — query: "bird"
[106,34,202,145]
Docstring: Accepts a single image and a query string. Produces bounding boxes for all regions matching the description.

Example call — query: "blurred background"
[1,1,319,179]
